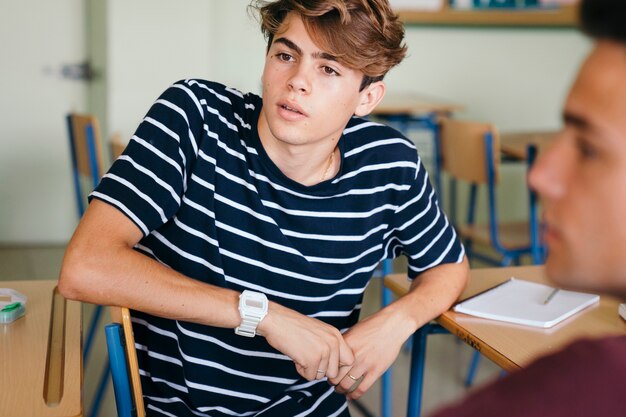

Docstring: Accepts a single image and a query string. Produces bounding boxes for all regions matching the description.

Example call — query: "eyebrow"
[273,37,338,62]
[563,111,591,131]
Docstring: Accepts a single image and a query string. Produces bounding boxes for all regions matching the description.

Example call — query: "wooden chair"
[66,113,106,215]
[440,119,541,267]
[66,113,111,417]
[105,307,145,417]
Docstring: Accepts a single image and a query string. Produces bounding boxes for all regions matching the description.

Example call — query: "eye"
[276,52,294,62]
[322,66,339,76]
[575,136,598,159]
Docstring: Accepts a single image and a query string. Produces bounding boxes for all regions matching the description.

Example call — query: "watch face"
[247,299,264,309]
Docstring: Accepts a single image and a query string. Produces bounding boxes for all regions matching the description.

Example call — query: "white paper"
[454,278,599,328]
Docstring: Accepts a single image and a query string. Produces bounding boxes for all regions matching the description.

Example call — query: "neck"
[257,109,339,186]
[266,141,338,186]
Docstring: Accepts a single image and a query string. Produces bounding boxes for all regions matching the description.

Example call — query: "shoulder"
[164,79,261,114]
[342,117,418,164]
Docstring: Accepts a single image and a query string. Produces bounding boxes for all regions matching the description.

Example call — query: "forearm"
[60,238,241,328]
[59,200,355,381]
[58,201,241,329]
[376,257,469,340]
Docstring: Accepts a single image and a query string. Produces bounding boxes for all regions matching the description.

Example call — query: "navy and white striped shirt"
[92,79,464,416]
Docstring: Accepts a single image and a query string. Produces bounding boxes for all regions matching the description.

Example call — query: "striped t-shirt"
[92,79,464,417]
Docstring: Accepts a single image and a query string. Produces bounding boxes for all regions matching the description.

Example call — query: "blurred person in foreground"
[429,0,626,416]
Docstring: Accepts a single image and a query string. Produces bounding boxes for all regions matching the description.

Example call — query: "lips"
[278,100,307,117]
[281,104,302,114]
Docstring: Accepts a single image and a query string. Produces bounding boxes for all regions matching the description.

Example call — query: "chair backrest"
[66,113,106,216]
[106,307,145,417]
[110,131,126,160]
[440,119,501,184]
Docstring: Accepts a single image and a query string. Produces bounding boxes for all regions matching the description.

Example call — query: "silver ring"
[317,369,325,374]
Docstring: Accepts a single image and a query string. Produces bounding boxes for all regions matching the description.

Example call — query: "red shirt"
[429,335,626,417]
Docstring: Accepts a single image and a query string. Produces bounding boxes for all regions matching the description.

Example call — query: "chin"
[544,254,578,288]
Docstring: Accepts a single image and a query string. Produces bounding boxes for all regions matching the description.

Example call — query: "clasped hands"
[260,303,405,400]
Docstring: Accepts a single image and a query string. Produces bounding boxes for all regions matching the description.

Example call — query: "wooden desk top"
[500,130,559,160]
[373,93,465,116]
[385,266,626,372]
[0,280,82,416]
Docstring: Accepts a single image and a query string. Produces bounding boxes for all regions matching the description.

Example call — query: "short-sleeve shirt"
[91,79,464,416]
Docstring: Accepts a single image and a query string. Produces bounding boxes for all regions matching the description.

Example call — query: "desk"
[0,280,83,416]
[500,130,559,161]
[385,265,626,372]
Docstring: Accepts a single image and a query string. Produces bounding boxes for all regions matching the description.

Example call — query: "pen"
[543,288,559,305]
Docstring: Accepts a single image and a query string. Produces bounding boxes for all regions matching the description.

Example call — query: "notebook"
[453,278,599,328]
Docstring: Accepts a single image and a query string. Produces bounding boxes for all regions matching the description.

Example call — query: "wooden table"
[500,130,559,161]
[385,265,626,371]
[0,280,83,416]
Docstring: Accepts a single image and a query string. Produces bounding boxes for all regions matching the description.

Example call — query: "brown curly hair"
[250,0,407,90]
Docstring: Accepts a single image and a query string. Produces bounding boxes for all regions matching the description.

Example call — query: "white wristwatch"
[235,290,268,337]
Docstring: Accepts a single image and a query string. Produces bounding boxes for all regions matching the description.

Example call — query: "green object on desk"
[0,302,26,323]
[1,302,22,312]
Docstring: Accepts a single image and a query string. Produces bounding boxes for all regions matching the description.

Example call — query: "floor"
[0,245,501,417]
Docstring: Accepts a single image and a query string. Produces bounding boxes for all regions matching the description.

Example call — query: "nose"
[288,64,311,94]
[528,131,568,201]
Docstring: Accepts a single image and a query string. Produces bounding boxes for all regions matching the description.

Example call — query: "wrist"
[380,302,421,340]
[235,290,268,337]
[256,300,280,338]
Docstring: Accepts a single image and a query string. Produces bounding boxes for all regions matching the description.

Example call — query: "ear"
[354,81,386,117]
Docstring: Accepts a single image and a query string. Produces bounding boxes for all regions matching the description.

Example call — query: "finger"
[338,340,355,370]
[315,345,331,380]
[325,342,340,379]
[336,366,367,394]
[328,361,351,387]
[316,357,329,380]
[346,373,372,400]
[295,363,309,380]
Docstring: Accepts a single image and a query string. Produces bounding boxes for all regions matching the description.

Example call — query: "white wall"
[0,0,86,244]
[107,0,214,141]
[390,27,591,130]
[0,1,592,244]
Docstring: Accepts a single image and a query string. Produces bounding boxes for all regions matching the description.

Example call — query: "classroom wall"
[0,0,592,244]
[0,0,86,245]
[106,0,213,144]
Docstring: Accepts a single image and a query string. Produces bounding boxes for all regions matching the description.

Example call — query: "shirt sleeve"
[89,80,204,236]
[387,156,465,279]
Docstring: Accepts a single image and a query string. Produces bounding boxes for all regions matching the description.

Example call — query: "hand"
[328,309,411,400]
[258,302,354,381]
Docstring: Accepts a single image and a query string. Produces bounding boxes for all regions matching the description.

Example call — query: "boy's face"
[258,12,382,150]
[529,41,626,298]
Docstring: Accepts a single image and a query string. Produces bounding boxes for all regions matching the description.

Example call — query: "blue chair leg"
[105,323,134,417]
[89,360,111,417]
[381,259,393,417]
[464,351,482,387]
[84,305,111,417]
[407,325,429,417]
[84,305,104,362]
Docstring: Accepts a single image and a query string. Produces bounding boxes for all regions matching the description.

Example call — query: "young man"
[429,0,626,416]
[59,1,468,415]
